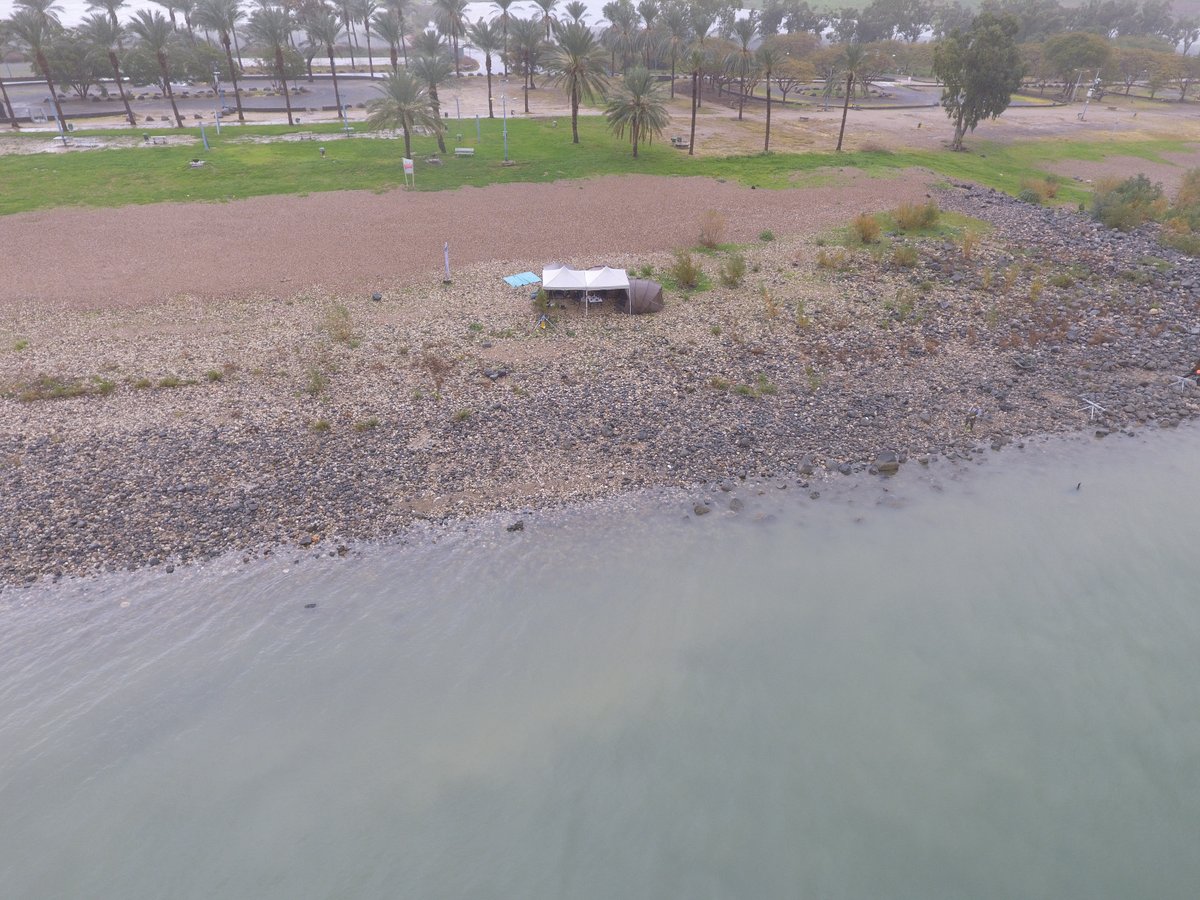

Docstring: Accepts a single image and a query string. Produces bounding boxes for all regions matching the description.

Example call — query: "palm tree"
[563,1,587,25]
[14,0,64,26]
[373,10,401,72]
[86,0,128,31]
[129,9,186,127]
[835,42,864,152]
[383,0,411,66]
[366,68,439,157]
[466,17,501,118]
[195,0,246,122]
[756,40,784,152]
[605,65,667,158]
[683,42,706,155]
[306,10,346,116]
[0,24,20,128]
[547,22,608,144]
[688,0,715,107]
[510,17,545,113]
[728,15,756,121]
[336,0,357,68]
[151,0,180,30]
[247,6,295,125]
[659,3,689,98]
[176,0,198,42]
[80,13,137,126]
[411,48,452,152]
[604,2,638,75]
[532,0,559,40]
[9,9,69,128]
[352,0,378,76]
[492,0,516,69]
[433,0,467,76]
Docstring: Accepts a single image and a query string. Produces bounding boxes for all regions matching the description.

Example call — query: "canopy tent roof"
[542,264,630,292]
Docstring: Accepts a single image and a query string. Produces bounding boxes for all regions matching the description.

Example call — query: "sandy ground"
[0,171,937,313]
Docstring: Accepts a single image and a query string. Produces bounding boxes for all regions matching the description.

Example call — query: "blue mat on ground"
[503,271,540,288]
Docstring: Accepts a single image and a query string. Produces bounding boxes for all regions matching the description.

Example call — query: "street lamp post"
[212,66,221,134]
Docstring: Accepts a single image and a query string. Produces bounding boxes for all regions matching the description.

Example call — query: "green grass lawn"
[0,116,1194,216]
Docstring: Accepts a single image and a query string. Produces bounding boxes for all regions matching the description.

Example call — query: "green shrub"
[759,229,775,242]
[354,416,380,432]
[1049,272,1074,288]
[324,303,359,347]
[453,407,472,422]
[891,244,918,268]
[12,338,28,351]
[1162,230,1200,255]
[851,213,881,244]
[304,367,329,396]
[1018,187,1042,205]
[669,249,702,289]
[310,419,331,433]
[205,369,224,382]
[1092,174,1166,231]
[719,251,747,287]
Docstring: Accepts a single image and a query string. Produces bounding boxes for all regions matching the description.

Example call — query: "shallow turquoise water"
[1,426,1198,899]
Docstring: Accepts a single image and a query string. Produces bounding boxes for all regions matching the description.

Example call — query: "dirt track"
[0,172,936,313]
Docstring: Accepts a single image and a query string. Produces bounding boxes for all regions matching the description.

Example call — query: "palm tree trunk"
[346,20,357,68]
[222,35,245,123]
[738,71,745,120]
[277,48,295,125]
[835,72,851,151]
[670,56,675,98]
[233,28,243,68]
[453,32,461,76]
[391,45,398,73]
[632,119,639,158]
[402,122,411,158]
[524,62,530,113]
[161,59,184,127]
[401,24,408,66]
[365,28,375,77]
[571,85,579,143]
[688,69,697,155]
[486,56,494,118]
[764,75,771,152]
[0,76,18,129]
[429,85,447,152]
[36,51,68,130]
[328,51,343,115]
[108,51,136,127]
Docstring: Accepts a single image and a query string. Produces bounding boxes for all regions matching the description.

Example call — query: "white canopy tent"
[541,264,630,293]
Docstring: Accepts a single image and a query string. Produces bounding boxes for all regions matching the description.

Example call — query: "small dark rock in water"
[371,292,382,302]
[299,535,313,547]
[304,602,317,609]
[729,497,744,512]
[165,565,175,573]
[693,503,711,516]
[506,520,525,532]
[336,545,349,557]
[838,462,853,476]
[874,451,900,475]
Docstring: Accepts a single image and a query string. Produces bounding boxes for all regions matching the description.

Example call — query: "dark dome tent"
[623,279,664,315]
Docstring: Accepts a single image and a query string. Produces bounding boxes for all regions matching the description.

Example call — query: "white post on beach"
[443,242,451,284]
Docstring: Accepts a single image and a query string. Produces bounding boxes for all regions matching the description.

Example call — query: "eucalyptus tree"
[128,9,185,126]
[247,5,295,124]
[373,9,402,71]
[604,64,667,157]
[492,0,517,68]
[383,0,412,65]
[466,17,501,117]
[547,21,609,143]
[532,0,560,40]
[410,45,452,151]
[563,1,588,26]
[80,13,137,125]
[86,0,128,31]
[306,9,347,114]
[365,68,439,156]
[727,14,757,120]
[9,9,68,127]
[510,16,546,112]
[194,0,246,121]
[659,2,689,97]
[352,0,379,75]
[755,39,785,151]
[433,0,467,75]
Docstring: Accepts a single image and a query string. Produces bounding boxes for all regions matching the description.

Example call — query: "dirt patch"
[0,170,934,314]
[1045,150,1200,194]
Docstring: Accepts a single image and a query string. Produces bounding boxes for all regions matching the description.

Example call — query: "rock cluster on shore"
[2,186,1197,588]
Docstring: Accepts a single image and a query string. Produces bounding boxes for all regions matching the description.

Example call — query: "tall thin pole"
[502,95,508,162]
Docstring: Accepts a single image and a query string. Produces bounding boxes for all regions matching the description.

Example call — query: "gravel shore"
[2,179,1198,588]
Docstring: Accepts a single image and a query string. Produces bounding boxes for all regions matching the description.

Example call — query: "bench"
[670,136,688,149]
[453,147,474,157]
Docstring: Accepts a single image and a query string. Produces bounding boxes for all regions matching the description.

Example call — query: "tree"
[0,22,19,127]
[15,0,64,27]
[47,31,107,99]
[466,17,501,118]
[194,0,245,122]
[727,14,758,121]
[411,47,452,152]
[306,10,346,116]
[79,13,137,125]
[247,7,295,125]
[373,10,402,72]
[433,0,467,76]
[658,3,690,98]
[492,0,517,67]
[86,0,128,31]
[1042,31,1112,97]
[683,42,708,154]
[128,9,185,127]
[563,1,588,25]
[510,16,547,113]
[532,0,560,40]
[353,0,379,76]
[834,42,866,150]
[366,68,439,157]
[9,9,69,128]
[605,65,668,157]
[547,22,609,143]
[383,0,412,66]
[756,40,786,151]
[934,12,1023,150]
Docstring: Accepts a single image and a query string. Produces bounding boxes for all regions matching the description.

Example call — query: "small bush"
[892,200,939,231]
[1173,167,1200,209]
[816,247,852,271]
[959,230,979,260]
[354,417,380,432]
[669,249,702,290]
[15,375,90,402]
[759,229,775,242]
[453,407,472,422]
[1162,229,1200,256]
[12,338,28,351]
[1049,272,1074,288]
[1020,176,1059,202]
[698,210,726,248]
[324,303,359,347]
[850,213,881,244]
[761,283,779,319]
[1018,187,1042,205]
[132,377,153,390]
[158,375,184,388]
[1092,174,1166,231]
[205,369,224,382]
[304,367,329,395]
[94,378,116,396]
[310,419,331,433]
[637,264,653,278]
[468,322,484,332]
[891,245,918,268]
[719,251,746,286]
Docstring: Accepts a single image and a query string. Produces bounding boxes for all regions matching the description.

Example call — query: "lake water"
[2,424,1199,899]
